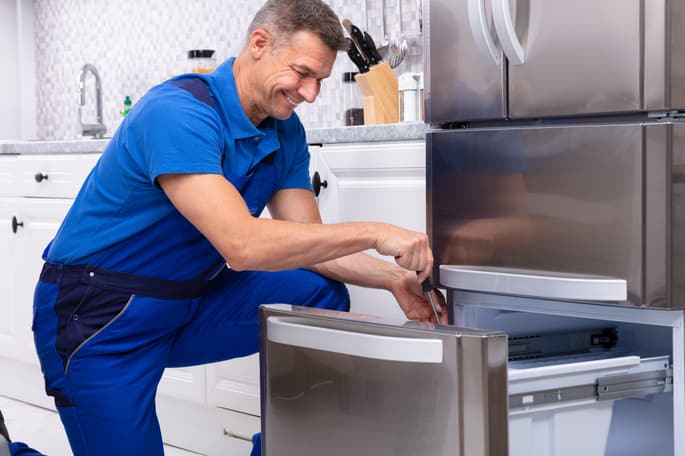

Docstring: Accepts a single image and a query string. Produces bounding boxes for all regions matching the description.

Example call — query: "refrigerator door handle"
[467,0,501,65]
[440,265,627,301]
[266,316,444,363]
[492,0,525,64]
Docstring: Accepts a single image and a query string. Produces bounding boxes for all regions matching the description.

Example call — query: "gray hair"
[247,0,349,52]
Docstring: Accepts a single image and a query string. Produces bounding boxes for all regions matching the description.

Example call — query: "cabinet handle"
[11,216,24,234]
[223,429,254,442]
[34,172,49,183]
[311,171,328,197]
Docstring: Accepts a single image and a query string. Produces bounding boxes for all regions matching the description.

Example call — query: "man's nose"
[298,79,320,103]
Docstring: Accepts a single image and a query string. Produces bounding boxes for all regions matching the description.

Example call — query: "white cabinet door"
[0,198,21,362]
[207,354,260,416]
[315,140,426,319]
[0,196,72,408]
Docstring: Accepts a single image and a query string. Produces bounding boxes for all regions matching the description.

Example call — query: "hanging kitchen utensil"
[388,0,408,68]
[377,0,390,59]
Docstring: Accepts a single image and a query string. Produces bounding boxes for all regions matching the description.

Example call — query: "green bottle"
[120,96,132,117]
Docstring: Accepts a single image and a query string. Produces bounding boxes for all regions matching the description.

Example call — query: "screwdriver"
[421,277,441,324]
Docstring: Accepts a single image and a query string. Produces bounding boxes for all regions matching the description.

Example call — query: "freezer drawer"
[259,306,672,456]
[425,0,685,123]
[427,122,685,308]
[260,304,508,456]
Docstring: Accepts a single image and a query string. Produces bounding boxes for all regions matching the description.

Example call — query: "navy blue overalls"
[31,78,349,456]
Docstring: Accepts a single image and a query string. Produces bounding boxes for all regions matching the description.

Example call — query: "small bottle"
[120,96,132,117]
[342,72,364,126]
[398,72,421,122]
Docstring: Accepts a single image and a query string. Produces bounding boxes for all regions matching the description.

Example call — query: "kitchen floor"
[0,395,199,455]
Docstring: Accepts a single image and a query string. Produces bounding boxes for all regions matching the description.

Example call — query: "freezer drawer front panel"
[260,305,508,456]
[425,0,505,123]
[674,124,685,308]
[428,124,653,306]
[508,0,642,118]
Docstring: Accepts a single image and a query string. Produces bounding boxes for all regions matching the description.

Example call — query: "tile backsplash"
[33,0,422,140]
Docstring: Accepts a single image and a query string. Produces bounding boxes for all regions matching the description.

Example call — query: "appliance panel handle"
[467,0,501,65]
[266,317,443,363]
[439,265,627,301]
[492,0,525,64]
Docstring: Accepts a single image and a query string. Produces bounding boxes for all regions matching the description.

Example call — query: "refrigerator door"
[425,0,506,123]
[260,304,508,456]
[507,0,642,118]
[673,123,685,308]
[427,123,680,308]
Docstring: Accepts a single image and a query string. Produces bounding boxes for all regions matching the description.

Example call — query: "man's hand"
[374,226,433,282]
[389,270,448,324]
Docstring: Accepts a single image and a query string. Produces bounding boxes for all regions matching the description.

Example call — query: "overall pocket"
[54,282,134,372]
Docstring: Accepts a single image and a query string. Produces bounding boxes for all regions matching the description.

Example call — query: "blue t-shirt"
[45,58,312,280]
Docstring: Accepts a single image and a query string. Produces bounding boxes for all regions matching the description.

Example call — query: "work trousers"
[33,264,350,456]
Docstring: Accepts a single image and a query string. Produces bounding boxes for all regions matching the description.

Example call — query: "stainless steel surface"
[78,63,106,139]
[427,122,684,309]
[507,0,641,118]
[645,0,685,111]
[440,265,627,302]
[424,0,505,123]
[260,304,508,456]
[425,0,685,123]
[674,124,685,310]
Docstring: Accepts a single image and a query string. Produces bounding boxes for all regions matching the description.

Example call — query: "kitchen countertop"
[0,122,427,155]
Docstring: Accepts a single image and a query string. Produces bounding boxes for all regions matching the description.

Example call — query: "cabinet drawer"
[15,154,100,198]
[217,407,260,446]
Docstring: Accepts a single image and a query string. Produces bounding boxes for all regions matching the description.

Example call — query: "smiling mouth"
[283,91,300,107]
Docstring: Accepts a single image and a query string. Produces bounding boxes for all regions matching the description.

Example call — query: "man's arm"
[268,187,447,323]
[157,173,433,281]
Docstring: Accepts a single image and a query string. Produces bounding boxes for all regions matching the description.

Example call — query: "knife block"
[354,62,399,125]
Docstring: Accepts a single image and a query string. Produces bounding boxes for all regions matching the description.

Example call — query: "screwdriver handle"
[420,277,434,293]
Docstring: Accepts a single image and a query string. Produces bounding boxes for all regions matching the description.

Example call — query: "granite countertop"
[0,122,427,155]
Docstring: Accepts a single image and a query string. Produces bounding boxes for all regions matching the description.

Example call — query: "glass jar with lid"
[188,49,216,74]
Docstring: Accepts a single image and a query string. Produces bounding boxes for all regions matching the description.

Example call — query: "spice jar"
[342,72,364,126]
[188,49,216,74]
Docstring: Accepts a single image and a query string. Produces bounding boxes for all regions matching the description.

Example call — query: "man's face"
[256,30,337,121]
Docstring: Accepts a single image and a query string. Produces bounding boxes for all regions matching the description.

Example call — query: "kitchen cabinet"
[0,138,428,454]
[313,139,427,319]
[0,153,99,409]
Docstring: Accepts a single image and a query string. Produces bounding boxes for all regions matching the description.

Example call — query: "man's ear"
[249,28,272,59]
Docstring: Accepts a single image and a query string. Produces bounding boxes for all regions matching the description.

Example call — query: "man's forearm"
[307,252,405,291]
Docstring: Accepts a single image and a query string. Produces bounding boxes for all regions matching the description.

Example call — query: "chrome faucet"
[78,63,107,138]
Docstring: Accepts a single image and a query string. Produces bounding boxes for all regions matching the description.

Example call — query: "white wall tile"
[32,0,423,140]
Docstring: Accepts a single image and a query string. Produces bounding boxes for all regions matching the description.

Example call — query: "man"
[32,0,445,455]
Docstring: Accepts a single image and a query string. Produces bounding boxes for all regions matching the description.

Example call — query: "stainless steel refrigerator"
[259,1,684,455]
[425,0,684,454]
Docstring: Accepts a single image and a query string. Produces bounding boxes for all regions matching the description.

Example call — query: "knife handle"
[363,31,383,64]
[345,37,369,73]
